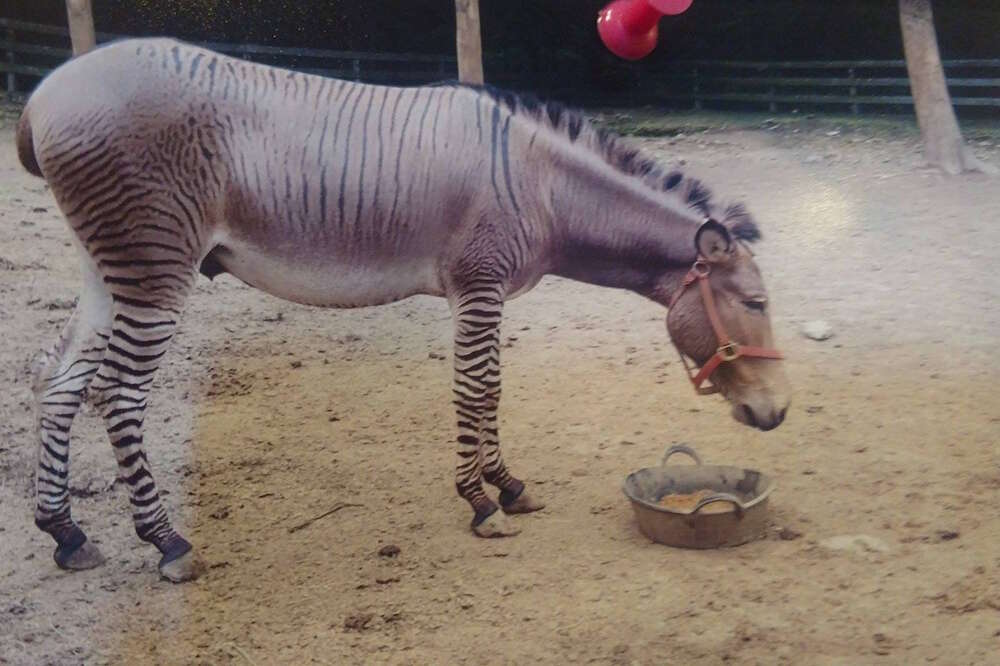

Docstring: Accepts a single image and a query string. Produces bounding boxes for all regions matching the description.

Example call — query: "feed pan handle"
[691,492,745,517]
[661,444,702,467]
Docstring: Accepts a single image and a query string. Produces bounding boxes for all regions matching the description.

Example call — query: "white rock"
[820,534,890,554]
[802,320,834,341]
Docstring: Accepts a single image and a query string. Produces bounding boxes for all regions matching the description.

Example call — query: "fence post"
[848,67,858,115]
[66,0,97,55]
[5,27,14,94]
[692,65,701,110]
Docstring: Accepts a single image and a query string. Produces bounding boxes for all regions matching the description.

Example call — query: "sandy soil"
[1,105,999,665]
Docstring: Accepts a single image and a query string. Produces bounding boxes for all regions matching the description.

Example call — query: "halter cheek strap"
[668,259,784,395]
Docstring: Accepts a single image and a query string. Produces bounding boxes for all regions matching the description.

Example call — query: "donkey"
[16,38,790,582]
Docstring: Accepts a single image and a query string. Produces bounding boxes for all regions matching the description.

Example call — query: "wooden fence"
[656,59,1000,113]
[0,17,457,92]
[3,16,999,115]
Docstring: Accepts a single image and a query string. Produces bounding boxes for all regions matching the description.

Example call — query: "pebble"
[802,320,834,341]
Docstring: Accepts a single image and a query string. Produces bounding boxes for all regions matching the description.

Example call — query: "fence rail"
[656,59,1000,113]
[0,17,457,91]
[2,16,999,114]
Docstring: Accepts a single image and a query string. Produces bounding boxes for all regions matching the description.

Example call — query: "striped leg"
[450,282,528,537]
[32,253,111,570]
[88,278,201,582]
[480,397,546,516]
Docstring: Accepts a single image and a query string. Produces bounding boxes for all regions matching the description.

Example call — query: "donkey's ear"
[695,218,733,262]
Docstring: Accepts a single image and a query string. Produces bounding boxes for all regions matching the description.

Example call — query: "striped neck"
[547,148,701,301]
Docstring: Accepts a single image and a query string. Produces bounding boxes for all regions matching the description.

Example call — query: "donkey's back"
[20,38,519,307]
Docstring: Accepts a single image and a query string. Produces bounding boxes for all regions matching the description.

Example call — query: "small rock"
[344,613,374,631]
[378,544,401,558]
[804,154,823,164]
[776,527,802,541]
[209,507,230,520]
[820,534,890,554]
[805,405,824,414]
[428,352,446,360]
[289,360,302,368]
[801,320,834,341]
[935,530,960,542]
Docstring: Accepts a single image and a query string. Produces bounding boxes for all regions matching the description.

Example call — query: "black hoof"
[157,536,202,583]
[498,480,526,508]
[53,528,105,570]
[471,503,500,528]
[158,535,193,566]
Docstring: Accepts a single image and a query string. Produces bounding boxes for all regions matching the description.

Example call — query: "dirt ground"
[1,104,999,665]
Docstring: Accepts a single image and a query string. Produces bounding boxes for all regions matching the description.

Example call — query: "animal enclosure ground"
[1,105,998,665]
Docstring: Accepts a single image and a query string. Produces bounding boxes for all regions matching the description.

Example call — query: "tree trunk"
[899,0,993,175]
[455,0,484,84]
[66,0,97,56]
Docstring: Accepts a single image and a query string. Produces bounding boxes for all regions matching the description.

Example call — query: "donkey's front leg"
[450,283,520,537]
[478,370,546,516]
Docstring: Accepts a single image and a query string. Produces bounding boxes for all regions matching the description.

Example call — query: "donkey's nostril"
[742,405,758,427]
[778,406,788,423]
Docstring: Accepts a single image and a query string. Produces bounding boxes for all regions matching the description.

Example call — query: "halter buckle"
[717,342,741,362]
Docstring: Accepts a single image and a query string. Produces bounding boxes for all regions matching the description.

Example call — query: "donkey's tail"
[16,108,43,178]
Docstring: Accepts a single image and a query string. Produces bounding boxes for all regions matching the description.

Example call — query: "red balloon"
[597,0,693,60]
[649,0,693,15]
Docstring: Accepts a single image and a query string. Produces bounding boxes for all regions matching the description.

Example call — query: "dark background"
[6,1,1000,107]
[10,2,999,59]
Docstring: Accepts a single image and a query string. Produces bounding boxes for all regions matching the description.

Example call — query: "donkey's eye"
[743,299,767,313]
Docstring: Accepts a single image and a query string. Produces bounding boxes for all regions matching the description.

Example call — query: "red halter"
[668,259,784,395]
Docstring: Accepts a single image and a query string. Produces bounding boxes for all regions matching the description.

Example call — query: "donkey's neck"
[547,150,701,302]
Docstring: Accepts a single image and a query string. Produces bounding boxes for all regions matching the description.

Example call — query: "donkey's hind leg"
[88,267,203,582]
[33,250,111,570]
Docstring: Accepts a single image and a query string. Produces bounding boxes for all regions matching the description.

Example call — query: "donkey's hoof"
[158,550,204,583]
[501,490,546,514]
[54,539,105,571]
[472,511,521,538]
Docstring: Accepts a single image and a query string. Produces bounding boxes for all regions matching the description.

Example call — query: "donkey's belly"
[207,238,445,308]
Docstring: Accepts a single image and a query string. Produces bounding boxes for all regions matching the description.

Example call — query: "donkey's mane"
[453,83,761,243]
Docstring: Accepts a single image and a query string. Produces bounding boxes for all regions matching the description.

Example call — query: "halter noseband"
[668,258,784,395]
